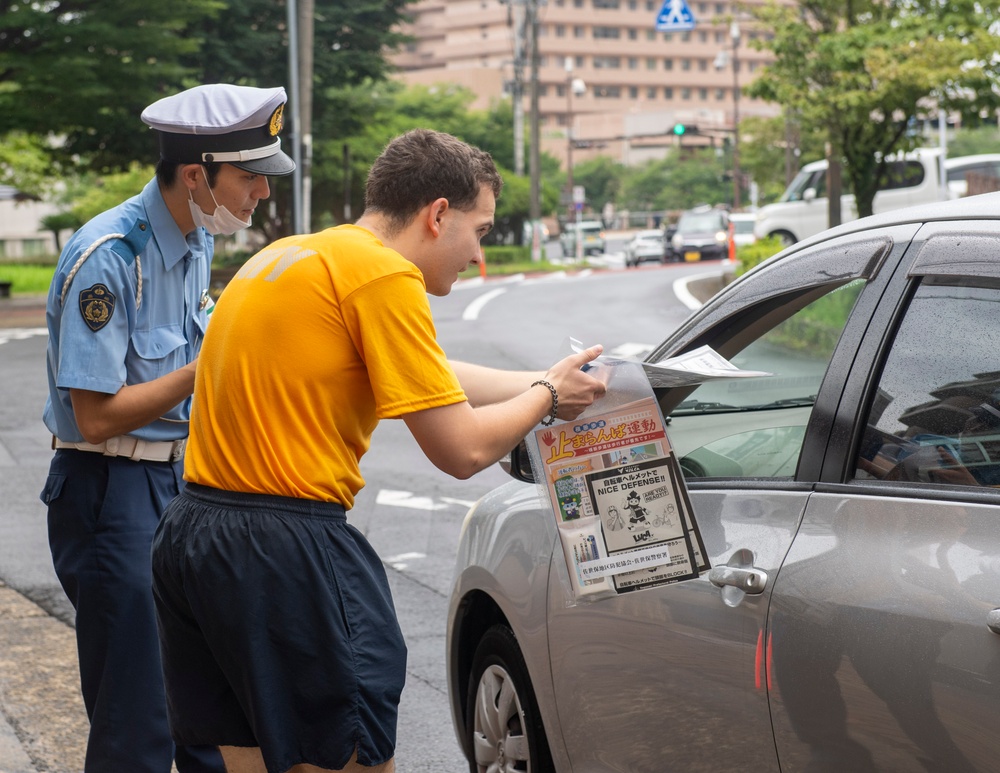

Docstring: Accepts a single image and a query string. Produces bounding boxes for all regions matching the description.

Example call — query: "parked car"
[522,220,550,245]
[754,147,945,246]
[945,153,1000,198]
[448,192,1000,773]
[624,229,666,267]
[729,212,757,247]
[559,220,606,257]
[670,205,730,261]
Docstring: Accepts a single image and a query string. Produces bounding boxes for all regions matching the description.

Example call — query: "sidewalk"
[0,296,46,330]
[0,582,87,772]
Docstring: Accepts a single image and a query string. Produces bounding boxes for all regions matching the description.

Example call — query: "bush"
[483,245,530,266]
[735,236,783,275]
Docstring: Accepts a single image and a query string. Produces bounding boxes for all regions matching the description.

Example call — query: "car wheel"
[466,624,554,773]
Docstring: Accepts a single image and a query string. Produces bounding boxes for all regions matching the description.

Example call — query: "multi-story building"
[392,0,782,171]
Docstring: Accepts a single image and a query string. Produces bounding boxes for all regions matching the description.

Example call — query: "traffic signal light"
[672,123,686,136]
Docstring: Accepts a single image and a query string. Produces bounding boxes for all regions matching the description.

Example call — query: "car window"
[678,212,725,231]
[668,280,865,479]
[854,278,1000,487]
[881,160,925,190]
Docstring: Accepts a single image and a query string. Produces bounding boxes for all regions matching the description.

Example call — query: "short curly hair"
[363,129,503,235]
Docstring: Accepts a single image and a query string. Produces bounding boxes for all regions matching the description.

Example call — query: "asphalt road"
[0,247,727,772]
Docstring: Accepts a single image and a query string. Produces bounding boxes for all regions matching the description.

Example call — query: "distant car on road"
[624,229,666,267]
[560,220,606,257]
[671,205,730,261]
[522,220,550,245]
[729,212,757,247]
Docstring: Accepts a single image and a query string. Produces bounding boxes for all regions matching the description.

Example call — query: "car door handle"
[709,566,768,594]
[988,608,1000,635]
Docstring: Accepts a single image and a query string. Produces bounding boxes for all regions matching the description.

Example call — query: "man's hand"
[542,344,607,420]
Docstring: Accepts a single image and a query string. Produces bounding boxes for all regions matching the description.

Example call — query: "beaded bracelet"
[531,379,559,426]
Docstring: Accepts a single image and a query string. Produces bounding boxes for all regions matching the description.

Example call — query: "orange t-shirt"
[184,225,466,507]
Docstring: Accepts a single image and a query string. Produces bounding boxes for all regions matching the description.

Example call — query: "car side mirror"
[500,438,536,483]
[803,187,817,203]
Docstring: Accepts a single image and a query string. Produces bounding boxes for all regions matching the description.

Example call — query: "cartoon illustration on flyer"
[585,459,686,552]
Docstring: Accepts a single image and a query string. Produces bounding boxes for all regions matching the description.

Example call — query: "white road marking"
[673,272,716,310]
[375,489,474,511]
[462,288,507,321]
[0,328,47,346]
[383,551,427,570]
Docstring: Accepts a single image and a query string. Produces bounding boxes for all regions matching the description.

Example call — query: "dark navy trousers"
[42,449,225,773]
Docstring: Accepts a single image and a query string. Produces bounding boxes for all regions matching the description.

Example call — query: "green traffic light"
[673,123,686,136]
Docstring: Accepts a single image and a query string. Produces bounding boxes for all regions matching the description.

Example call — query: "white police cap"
[141,84,295,176]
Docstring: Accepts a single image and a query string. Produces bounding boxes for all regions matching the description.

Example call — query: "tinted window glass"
[855,281,1000,486]
[881,160,925,191]
[669,280,865,479]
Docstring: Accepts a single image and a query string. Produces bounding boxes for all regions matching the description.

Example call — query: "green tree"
[571,156,624,214]
[949,125,1000,158]
[747,0,1000,218]
[738,115,825,205]
[0,0,222,171]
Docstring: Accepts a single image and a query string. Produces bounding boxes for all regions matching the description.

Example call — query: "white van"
[754,148,945,245]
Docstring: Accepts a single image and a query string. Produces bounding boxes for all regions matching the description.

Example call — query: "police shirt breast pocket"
[131,325,187,380]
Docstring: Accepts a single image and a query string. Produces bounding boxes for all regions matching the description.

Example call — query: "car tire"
[465,624,554,773]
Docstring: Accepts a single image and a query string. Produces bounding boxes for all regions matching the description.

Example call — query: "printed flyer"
[532,391,709,598]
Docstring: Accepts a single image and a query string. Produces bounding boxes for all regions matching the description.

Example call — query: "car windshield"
[733,219,755,235]
[679,212,724,232]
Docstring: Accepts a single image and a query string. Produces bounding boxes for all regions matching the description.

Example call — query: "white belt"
[53,435,186,463]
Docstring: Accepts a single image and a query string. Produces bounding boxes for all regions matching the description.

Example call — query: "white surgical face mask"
[188,170,252,236]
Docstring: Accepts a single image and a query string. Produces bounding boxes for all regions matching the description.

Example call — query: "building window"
[628,28,638,39]
[664,58,673,70]
[681,58,691,70]
[665,86,674,98]
[556,24,566,36]
[575,55,585,67]
[681,31,691,41]
[593,56,622,68]
[22,239,45,257]
[629,86,639,98]
[628,57,638,69]
[646,0,655,9]
[646,57,657,69]
[593,85,622,98]
[715,88,726,100]
[575,0,584,6]
[593,26,621,38]
[681,88,692,99]
[574,25,585,37]
[594,0,620,7]
[663,32,673,42]
[629,0,637,7]
[648,29,657,40]
[539,84,549,96]
[698,2,708,11]
[698,31,707,42]
[699,87,708,100]
[556,84,566,97]
[647,86,658,99]
[698,59,707,70]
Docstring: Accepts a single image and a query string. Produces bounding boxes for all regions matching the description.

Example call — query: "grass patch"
[459,258,591,278]
[0,264,56,295]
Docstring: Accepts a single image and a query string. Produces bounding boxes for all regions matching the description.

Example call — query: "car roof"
[945,153,1000,169]
[729,213,756,221]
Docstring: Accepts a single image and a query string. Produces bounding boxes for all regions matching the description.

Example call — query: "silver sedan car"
[448,192,1000,772]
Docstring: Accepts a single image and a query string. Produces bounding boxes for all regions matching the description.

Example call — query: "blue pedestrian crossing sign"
[655,0,696,31]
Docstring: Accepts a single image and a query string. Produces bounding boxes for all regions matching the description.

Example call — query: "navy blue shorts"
[151,483,407,772]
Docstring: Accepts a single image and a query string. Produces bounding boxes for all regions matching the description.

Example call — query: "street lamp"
[564,57,586,207]
[730,21,741,210]
[564,57,587,261]
[713,22,741,209]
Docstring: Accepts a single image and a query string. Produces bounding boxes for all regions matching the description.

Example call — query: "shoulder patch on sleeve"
[109,219,152,266]
[79,283,116,331]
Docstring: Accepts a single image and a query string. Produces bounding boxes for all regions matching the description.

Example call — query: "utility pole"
[286,0,303,235]
[506,0,527,177]
[299,0,314,233]
[527,0,542,261]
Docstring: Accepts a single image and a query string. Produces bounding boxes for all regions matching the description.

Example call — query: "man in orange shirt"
[151,129,605,773]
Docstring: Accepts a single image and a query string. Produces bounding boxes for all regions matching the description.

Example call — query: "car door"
[768,219,1000,772]
[545,226,919,772]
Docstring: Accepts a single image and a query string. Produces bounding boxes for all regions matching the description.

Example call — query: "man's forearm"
[449,360,544,407]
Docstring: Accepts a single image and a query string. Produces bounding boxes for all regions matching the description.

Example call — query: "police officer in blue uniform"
[40,83,295,772]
